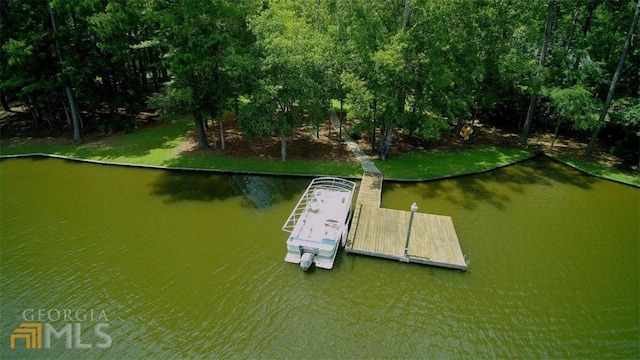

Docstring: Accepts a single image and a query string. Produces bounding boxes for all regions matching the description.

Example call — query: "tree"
[411,0,492,139]
[49,2,81,141]
[150,0,251,149]
[584,0,640,156]
[1,0,63,129]
[336,0,415,160]
[244,0,330,161]
[519,0,555,145]
[1,0,169,136]
[547,85,598,149]
[88,0,167,111]
[2,0,638,164]
[326,0,350,138]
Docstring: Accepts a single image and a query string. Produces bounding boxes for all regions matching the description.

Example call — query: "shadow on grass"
[1,118,193,163]
[376,146,533,180]
[385,156,597,210]
[163,152,362,178]
[150,170,309,210]
[65,119,193,162]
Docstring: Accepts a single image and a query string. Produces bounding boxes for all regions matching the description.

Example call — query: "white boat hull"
[284,244,340,270]
[282,177,355,271]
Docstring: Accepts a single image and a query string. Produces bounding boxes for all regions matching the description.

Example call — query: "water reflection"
[229,175,307,210]
[385,156,597,210]
[151,171,308,210]
[1,157,638,359]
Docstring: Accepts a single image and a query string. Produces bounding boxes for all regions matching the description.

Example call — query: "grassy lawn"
[1,115,638,186]
[0,117,193,166]
[375,146,534,180]
[164,154,362,178]
[0,116,362,177]
[549,154,640,187]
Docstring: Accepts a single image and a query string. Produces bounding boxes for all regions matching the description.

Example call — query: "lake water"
[1,157,638,359]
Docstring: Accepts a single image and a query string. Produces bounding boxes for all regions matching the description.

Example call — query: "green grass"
[2,116,638,186]
[0,116,362,177]
[375,146,535,180]
[1,117,193,166]
[164,154,362,178]
[550,154,640,187]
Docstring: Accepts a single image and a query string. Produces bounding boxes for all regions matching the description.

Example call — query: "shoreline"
[2,151,638,188]
[0,152,338,179]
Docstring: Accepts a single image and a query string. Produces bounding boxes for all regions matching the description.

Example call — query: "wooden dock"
[356,172,382,207]
[345,173,467,271]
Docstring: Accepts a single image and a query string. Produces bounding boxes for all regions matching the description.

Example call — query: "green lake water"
[1,157,638,359]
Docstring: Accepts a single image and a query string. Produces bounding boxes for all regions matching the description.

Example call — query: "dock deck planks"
[345,172,467,271]
[356,173,382,207]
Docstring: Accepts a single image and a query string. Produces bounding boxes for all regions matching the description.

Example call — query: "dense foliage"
[1,0,638,163]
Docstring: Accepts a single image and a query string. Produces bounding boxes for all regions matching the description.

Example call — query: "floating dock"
[345,173,467,271]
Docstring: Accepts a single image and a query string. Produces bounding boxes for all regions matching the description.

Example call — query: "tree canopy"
[1,0,638,163]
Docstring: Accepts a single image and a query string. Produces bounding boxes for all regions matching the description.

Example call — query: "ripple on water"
[0,157,638,359]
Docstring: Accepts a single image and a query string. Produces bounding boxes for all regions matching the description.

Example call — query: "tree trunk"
[0,92,11,112]
[584,126,601,156]
[377,0,411,159]
[378,124,385,153]
[27,96,40,129]
[62,98,72,126]
[139,53,147,86]
[66,86,81,141]
[585,0,640,157]
[550,119,562,149]
[565,5,579,52]
[521,95,539,144]
[209,104,220,147]
[401,0,411,29]
[211,118,217,149]
[209,113,217,149]
[381,86,404,160]
[234,97,240,122]
[520,0,555,145]
[380,125,393,161]
[572,2,596,71]
[194,112,209,149]
[49,4,81,142]
[280,129,287,162]
[339,97,344,139]
[219,119,225,150]
[371,127,376,152]
[131,58,138,83]
[371,98,377,151]
[149,48,160,90]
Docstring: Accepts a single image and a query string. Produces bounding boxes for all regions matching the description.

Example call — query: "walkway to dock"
[329,108,381,175]
[330,109,467,270]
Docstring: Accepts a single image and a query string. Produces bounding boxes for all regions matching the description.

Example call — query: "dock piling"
[403,202,418,260]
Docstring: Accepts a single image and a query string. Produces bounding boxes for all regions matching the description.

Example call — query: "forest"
[1,0,639,166]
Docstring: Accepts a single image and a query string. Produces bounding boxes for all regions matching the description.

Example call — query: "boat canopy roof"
[282,177,356,233]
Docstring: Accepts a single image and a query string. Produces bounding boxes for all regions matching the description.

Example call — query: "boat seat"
[321,238,336,246]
